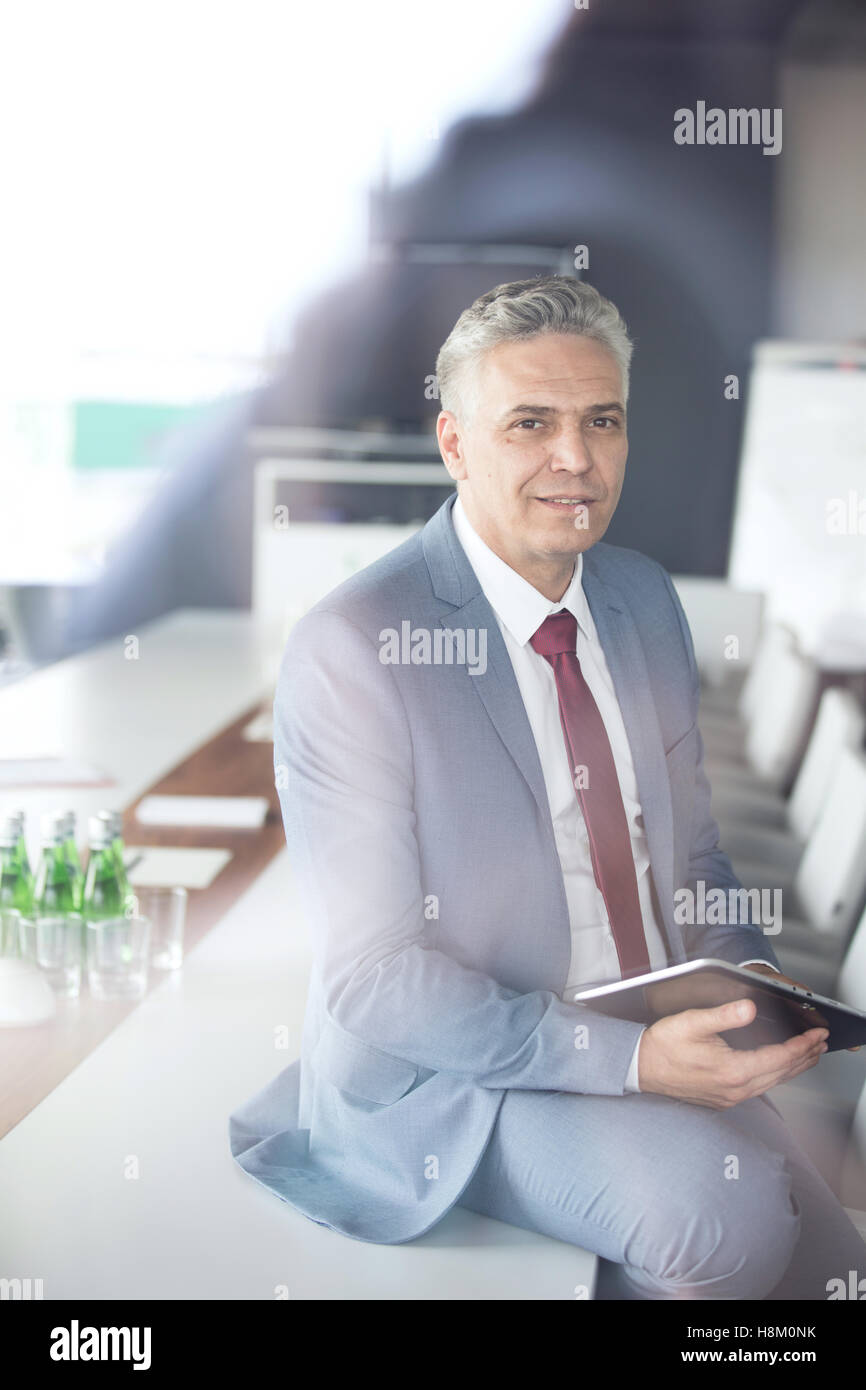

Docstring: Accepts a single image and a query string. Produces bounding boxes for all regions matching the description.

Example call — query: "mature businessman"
[229,276,866,1298]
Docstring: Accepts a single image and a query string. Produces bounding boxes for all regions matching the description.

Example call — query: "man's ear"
[436,410,468,482]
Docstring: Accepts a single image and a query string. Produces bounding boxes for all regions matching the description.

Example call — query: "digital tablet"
[572,958,866,1052]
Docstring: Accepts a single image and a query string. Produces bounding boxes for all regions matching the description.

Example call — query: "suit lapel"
[436,592,552,823]
[422,496,554,824]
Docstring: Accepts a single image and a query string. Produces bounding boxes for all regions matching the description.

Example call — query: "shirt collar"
[451,494,597,648]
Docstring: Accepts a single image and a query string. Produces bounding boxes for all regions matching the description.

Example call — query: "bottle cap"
[96,810,122,837]
[39,811,67,844]
[87,816,114,848]
[0,814,21,846]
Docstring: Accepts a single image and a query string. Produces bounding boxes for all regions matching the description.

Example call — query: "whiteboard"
[728,341,866,665]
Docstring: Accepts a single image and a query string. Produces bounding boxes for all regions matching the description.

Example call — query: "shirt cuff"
[623,1029,645,1093]
[740,958,781,971]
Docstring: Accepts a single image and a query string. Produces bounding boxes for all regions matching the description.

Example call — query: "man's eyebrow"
[499,401,626,420]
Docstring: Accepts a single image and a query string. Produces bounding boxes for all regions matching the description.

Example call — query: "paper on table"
[0,758,114,788]
[134,794,270,829]
[123,846,232,890]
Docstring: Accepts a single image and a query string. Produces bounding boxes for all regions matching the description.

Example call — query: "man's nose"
[549,428,593,472]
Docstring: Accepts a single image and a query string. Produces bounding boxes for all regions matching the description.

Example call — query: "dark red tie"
[530,610,651,979]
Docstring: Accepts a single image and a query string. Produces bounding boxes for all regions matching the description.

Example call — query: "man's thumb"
[695,998,756,1033]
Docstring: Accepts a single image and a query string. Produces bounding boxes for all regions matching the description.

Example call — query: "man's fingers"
[719,1027,827,1092]
[757,1042,825,1089]
[743,1036,828,1094]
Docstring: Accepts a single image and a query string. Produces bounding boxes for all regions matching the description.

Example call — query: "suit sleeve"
[658,567,782,972]
[274,605,646,1096]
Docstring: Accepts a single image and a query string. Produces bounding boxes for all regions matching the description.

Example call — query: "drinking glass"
[86,915,150,999]
[20,914,83,997]
[0,907,24,957]
[129,886,187,970]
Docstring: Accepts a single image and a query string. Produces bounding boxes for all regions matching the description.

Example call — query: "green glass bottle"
[34,813,80,915]
[0,811,34,955]
[82,815,130,920]
[0,812,34,914]
[96,810,132,906]
[60,810,84,911]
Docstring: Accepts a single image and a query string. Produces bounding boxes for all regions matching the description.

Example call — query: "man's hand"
[637,996,829,1107]
[743,961,861,1053]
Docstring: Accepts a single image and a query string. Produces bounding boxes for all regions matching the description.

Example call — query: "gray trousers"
[456,1086,866,1299]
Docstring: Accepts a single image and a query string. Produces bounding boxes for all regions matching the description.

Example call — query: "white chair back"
[851,1079,866,1172]
[795,748,866,937]
[788,688,866,841]
[838,905,866,1010]
[669,578,764,687]
[745,645,819,789]
[833,904,866,1209]
[738,621,796,724]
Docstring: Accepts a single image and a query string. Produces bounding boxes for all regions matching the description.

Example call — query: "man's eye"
[514,418,543,429]
[592,417,619,429]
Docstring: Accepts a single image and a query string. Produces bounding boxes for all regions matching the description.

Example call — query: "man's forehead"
[479,336,622,390]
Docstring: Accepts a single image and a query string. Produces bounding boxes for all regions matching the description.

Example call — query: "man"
[229,277,865,1298]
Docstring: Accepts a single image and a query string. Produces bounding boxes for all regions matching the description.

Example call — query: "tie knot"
[529,610,578,659]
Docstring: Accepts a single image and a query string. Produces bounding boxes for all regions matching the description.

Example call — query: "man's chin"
[529,501,610,546]
[532,521,601,555]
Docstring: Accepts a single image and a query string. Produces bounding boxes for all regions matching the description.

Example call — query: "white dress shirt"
[451,496,774,1093]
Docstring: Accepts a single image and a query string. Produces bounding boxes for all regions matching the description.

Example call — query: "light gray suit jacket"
[228,493,781,1243]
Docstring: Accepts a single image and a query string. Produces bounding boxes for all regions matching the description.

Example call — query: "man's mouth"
[536,496,595,509]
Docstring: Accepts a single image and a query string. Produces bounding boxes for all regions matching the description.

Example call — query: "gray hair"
[435,275,634,423]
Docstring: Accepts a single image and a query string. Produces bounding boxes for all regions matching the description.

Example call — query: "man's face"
[437,332,628,594]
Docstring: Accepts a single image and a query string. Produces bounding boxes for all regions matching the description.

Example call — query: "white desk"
[0,847,597,1300]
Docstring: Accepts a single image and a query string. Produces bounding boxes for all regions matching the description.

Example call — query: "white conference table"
[0,608,598,1300]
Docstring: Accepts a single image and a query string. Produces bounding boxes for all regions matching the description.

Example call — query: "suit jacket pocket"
[311,1016,420,1105]
[665,723,698,883]
[664,722,698,760]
